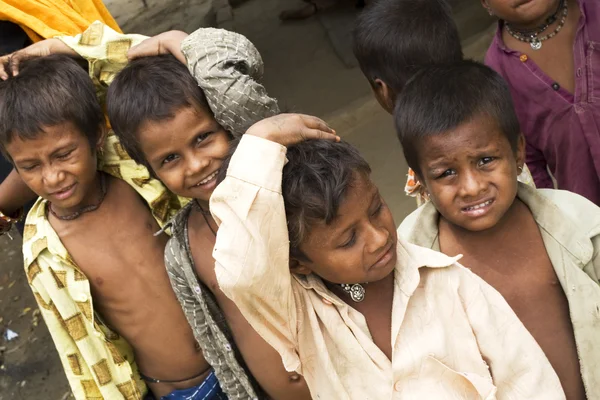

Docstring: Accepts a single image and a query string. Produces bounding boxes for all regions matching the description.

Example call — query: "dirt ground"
[0,1,494,398]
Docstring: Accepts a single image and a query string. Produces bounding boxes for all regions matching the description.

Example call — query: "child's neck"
[327,270,395,307]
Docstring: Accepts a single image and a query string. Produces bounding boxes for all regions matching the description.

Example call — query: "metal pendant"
[530,39,542,50]
[340,283,366,302]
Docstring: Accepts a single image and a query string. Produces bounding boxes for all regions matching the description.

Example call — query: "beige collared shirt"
[399,183,600,399]
[210,135,565,400]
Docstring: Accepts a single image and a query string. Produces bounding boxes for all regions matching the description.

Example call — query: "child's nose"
[458,170,486,198]
[366,223,389,254]
[185,156,210,177]
[42,165,65,187]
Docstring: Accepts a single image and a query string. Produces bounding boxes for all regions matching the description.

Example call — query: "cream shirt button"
[79,294,88,302]
[394,381,402,392]
[321,298,332,305]
[94,331,103,338]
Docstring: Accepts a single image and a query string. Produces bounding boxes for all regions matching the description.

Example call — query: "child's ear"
[372,78,395,115]
[289,258,311,276]
[515,133,526,168]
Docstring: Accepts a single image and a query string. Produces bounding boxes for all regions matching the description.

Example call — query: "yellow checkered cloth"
[22,201,146,400]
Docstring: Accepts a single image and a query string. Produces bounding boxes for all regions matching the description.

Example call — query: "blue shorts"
[161,371,227,400]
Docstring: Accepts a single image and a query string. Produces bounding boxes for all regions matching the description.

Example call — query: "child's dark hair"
[107,55,212,170]
[394,60,521,177]
[219,138,371,261]
[353,0,462,95]
[0,55,104,160]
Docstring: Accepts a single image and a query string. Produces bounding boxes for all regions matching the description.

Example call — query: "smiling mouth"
[462,199,493,212]
[193,169,219,187]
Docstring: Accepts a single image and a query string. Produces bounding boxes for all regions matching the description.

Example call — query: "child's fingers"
[298,114,335,133]
[0,58,9,80]
[302,127,340,142]
[9,54,23,77]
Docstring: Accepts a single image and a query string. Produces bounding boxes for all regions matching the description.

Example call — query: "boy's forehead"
[6,122,87,158]
[417,115,508,161]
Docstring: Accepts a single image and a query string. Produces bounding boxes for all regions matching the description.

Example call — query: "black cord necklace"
[48,173,107,221]
[193,199,217,237]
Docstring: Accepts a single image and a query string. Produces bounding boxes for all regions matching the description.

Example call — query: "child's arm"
[210,114,336,372]
[458,268,566,399]
[181,27,279,136]
[0,169,37,232]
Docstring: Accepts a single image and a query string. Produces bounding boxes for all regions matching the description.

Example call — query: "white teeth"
[197,170,219,186]
[465,200,492,211]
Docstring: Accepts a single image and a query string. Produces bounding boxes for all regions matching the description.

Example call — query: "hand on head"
[245,113,339,147]
[0,38,76,80]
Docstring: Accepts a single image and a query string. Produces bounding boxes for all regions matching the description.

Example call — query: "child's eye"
[195,132,212,146]
[371,202,383,217]
[57,150,74,160]
[162,154,179,165]
[478,157,495,166]
[437,169,456,179]
[20,164,38,171]
[341,232,357,248]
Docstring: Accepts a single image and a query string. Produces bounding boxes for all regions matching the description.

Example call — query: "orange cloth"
[0,0,121,43]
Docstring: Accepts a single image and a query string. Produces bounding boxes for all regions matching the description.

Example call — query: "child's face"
[483,0,559,26]
[138,106,231,202]
[415,113,525,232]
[6,121,101,213]
[297,172,398,285]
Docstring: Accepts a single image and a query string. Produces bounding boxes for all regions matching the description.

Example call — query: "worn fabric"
[398,182,600,398]
[0,0,121,43]
[181,28,279,137]
[404,164,536,206]
[210,134,565,400]
[57,21,149,108]
[161,371,227,400]
[22,198,146,400]
[164,204,262,400]
[485,0,600,204]
[164,27,282,400]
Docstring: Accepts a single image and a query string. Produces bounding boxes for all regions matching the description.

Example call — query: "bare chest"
[442,230,585,399]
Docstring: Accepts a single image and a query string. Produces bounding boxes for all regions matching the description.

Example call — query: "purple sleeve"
[526,142,553,189]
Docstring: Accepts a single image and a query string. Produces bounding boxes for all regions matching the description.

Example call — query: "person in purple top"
[483,0,600,205]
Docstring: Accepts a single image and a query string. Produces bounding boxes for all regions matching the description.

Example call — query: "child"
[0,55,217,399]
[483,0,600,204]
[352,0,534,204]
[208,121,566,399]
[396,60,600,399]
[106,29,313,400]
